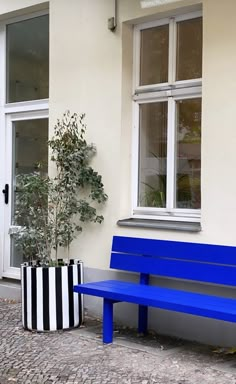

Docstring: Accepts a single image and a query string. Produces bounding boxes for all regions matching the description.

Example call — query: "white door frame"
[2,109,49,279]
[0,10,49,280]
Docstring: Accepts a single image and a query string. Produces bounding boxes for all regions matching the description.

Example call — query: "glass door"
[0,12,49,279]
[3,113,48,278]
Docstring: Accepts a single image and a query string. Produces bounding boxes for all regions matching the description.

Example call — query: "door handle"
[2,184,9,204]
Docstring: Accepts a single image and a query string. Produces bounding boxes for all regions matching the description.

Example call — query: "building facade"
[0,0,236,345]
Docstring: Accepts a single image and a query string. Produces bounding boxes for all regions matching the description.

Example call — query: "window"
[6,14,49,103]
[133,12,202,222]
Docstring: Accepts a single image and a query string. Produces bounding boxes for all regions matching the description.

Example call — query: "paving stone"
[1,300,236,383]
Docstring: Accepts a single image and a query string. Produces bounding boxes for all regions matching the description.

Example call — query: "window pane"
[14,119,48,176]
[138,102,167,208]
[7,15,49,103]
[176,17,202,81]
[140,25,169,86]
[176,98,201,209]
[11,118,48,268]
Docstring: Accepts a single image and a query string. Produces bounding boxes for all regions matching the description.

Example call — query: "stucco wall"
[0,0,236,270]
[0,0,48,20]
[49,0,236,270]
[201,0,236,243]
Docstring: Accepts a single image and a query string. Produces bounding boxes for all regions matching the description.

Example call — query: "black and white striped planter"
[21,261,83,332]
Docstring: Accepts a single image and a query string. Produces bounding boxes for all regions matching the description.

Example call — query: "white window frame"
[0,10,49,279]
[132,11,202,222]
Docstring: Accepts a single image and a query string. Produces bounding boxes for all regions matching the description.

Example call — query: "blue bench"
[73,236,236,343]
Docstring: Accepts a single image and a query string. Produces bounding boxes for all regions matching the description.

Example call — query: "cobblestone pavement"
[1,300,236,384]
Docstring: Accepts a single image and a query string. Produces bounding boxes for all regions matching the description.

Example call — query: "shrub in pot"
[14,111,107,331]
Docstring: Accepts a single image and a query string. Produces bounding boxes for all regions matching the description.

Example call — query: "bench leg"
[103,298,114,343]
[138,305,148,334]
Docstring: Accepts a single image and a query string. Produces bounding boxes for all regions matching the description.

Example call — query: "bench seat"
[74,236,236,343]
[74,280,236,323]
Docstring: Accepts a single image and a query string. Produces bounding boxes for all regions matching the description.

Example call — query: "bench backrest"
[110,236,236,287]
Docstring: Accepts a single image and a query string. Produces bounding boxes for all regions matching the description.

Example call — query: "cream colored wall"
[1,0,235,270]
[119,0,201,22]
[201,0,236,244]
[49,0,122,268]
[48,0,236,269]
[0,0,48,20]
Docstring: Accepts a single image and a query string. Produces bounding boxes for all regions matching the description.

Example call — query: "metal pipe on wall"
[108,0,117,32]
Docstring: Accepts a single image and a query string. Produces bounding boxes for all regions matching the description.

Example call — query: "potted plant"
[14,111,107,332]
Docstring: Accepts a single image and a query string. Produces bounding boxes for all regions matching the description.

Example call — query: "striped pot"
[21,261,83,332]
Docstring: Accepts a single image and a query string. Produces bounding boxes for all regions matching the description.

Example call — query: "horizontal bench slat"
[112,236,236,266]
[110,252,236,286]
[74,280,236,322]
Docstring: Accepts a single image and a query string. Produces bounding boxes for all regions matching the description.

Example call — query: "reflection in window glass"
[14,119,48,176]
[176,98,201,209]
[11,118,48,268]
[140,25,169,86]
[139,102,168,208]
[7,14,49,103]
[176,17,202,81]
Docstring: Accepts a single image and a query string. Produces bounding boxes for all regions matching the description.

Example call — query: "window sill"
[117,218,201,232]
